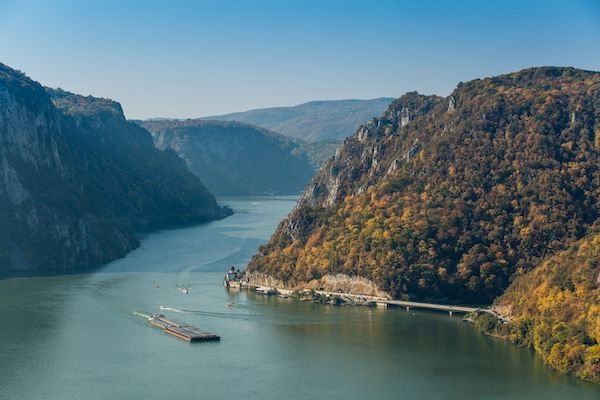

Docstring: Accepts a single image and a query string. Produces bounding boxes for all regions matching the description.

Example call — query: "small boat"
[178,287,190,294]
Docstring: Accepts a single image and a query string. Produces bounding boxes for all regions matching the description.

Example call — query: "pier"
[148,314,220,342]
[309,290,493,316]
[383,299,481,315]
[304,288,486,315]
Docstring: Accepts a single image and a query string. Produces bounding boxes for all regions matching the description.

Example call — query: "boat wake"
[175,242,245,288]
[159,305,187,313]
[177,287,190,294]
[158,305,251,319]
[186,309,252,319]
[133,311,151,319]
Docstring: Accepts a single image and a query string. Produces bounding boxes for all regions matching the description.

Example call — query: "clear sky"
[1,0,599,119]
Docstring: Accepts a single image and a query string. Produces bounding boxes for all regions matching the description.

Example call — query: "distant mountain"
[139,119,315,196]
[0,63,230,276]
[293,140,341,170]
[204,98,394,143]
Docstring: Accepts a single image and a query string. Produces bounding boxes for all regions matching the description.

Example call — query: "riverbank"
[242,270,598,386]
[240,273,497,315]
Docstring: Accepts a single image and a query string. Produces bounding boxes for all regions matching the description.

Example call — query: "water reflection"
[0,196,598,399]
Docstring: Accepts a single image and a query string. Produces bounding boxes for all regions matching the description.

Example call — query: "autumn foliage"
[247,67,600,383]
[479,234,600,384]
[249,67,600,304]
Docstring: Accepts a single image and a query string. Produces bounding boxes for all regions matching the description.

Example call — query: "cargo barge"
[148,314,220,342]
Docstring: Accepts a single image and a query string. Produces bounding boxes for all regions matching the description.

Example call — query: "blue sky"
[1,0,599,119]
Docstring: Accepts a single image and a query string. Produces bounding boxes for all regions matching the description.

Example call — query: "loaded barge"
[148,314,220,342]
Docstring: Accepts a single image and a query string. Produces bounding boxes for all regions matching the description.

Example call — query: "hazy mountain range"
[203,98,394,142]
[139,99,393,191]
[139,119,315,196]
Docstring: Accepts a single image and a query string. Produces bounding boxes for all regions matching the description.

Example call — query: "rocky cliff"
[0,63,230,276]
[139,119,315,196]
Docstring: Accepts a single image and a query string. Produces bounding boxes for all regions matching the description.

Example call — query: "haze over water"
[0,196,597,399]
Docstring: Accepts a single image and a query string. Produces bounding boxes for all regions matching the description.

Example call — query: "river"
[0,196,597,399]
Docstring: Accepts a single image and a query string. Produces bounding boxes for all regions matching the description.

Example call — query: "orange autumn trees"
[478,234,600,384]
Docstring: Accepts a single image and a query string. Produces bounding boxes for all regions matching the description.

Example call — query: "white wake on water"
[159,305,186,313]
[157,304,251,319]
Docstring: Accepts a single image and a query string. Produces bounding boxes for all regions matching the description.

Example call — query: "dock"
[148,314,220,342]
[382,299,481,315]
[312,290,490,316]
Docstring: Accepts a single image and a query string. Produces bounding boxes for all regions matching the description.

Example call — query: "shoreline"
[239,279,496,316]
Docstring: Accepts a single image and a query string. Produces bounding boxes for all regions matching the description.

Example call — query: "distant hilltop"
[203,98,394,143]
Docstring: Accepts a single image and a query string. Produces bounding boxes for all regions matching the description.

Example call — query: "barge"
[148,314,220,342]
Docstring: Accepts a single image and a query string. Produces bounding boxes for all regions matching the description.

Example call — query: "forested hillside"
[475,234,599,383]
[248,67,600,305]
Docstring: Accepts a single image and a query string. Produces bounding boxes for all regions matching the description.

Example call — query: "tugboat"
[224,266,242,288]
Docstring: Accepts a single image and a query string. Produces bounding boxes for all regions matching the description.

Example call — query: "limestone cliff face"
[278,92,443,243]
[0,65,135,272]
[298,92,443,209]
[0,63,230,275]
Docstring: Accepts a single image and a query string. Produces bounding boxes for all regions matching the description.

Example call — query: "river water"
[0,196,597,399]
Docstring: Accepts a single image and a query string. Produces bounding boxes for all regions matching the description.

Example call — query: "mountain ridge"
[246,65,600,383]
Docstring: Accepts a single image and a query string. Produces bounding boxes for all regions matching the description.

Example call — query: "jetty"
[380,299,481,315]
[148,314,220,342]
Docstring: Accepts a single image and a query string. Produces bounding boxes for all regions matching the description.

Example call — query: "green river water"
[0,196,597,399]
